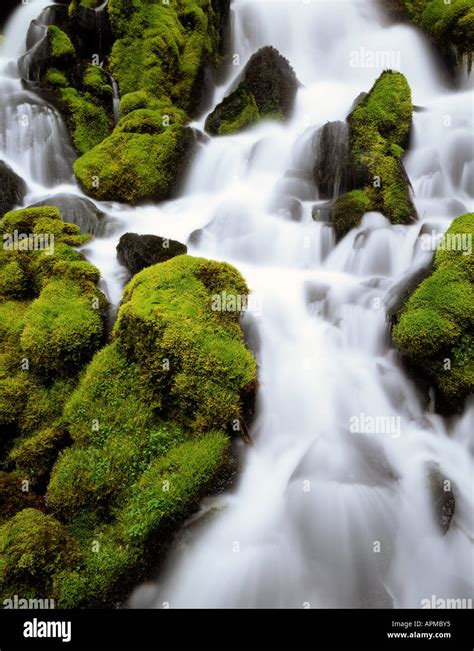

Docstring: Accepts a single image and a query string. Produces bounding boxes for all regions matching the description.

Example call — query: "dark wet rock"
[71,2,113,59]
[385,262,434,328]
[0,161,27,217]
[427,462,456,535]
[29,193,107,236]
[116,233,188,276]
[312,121,354,199]
[26,6,69,50]
[205,46,299,136]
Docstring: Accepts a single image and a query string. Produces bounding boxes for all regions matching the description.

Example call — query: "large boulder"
[116,233,187,276]
[68,1,113,59]
[330,71,417,240]
[205,46,299,136]
[393,213,474,414]
[74,120,197,204]
[0,161,26,218]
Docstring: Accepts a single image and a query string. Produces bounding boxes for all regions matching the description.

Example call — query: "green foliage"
[0,208,107,494]
[82,65,113,104]
[0,509,80,600]
[393,213,474,412]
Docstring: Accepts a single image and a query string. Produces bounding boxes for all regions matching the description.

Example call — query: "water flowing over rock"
[312,120,352,199]
[0,160,26,217]
[116,233,188,276]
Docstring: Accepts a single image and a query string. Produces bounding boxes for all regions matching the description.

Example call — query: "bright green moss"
[44,68,68,88]
[0,206,61,234]
[41,253,256,606]
[205,86,260,136]
[331,71,416,236]
[82,65,113,104]
[48,25,75,60]
[9,427,70,492]
[20,278,104,378]
[331,189,372,241]
[74,126,194,203]
[117,255,257,432]
[393,213,474,412]
[59,87,113,155]
[0,509,81,600]
[397,0,474,71]
[119,431,230,541]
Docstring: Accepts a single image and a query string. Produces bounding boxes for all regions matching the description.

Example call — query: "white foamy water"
[1,0,472,609]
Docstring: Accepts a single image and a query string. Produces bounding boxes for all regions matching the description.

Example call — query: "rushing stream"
[1,0,473,609]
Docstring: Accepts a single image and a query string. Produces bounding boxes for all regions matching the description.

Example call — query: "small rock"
[116,233,187,276]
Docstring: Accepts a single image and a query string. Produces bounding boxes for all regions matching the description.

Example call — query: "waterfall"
[1,0,472,610]
[0,1,76,189]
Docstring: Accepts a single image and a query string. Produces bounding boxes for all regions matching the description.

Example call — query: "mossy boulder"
[116,232,187,276]
[393,213,474,414]
[329,70,417,239]
[0,473,37,525]
[205,46,299,136]
[43,254,256,606]
[0,509,80,600]
[0,207,107,489]
[387,0,474,73]
[73,121,196,203]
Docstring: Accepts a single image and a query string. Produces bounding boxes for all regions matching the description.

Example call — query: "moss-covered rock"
[393,213,474,413]
[0,473,37,525]
[0,509,81,600]
[329,71,417,239]
[387,0,474,73]
[43,254,256,606]
[18,25,75,82]
[73,122,196,203]
[0,207,107,492]
[205,46,299,136]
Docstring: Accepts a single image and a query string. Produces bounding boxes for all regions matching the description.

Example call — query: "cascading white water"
[0,0,76,189]
[1,0,472,610]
